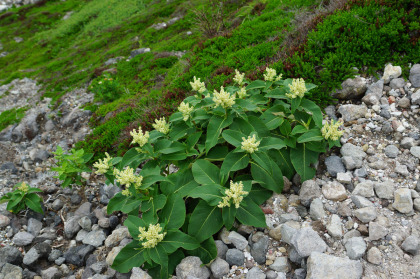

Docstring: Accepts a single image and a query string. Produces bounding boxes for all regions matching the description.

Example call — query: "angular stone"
[12,232,34,246]
[389,78,405,89]
[401,235,419,255]
[215,240,228,260]
[338,105,368,122]
[246,267,266,279]
[333,77,367,99]
[251,236,269,264]
[352,181,374,197]
[175,256,210,279]
[306,252,363,279]
[354,207,377,223]
[269,256,289,273]
[82,230,106,247]
[340,143,367,159]
[393,188,413,214]
[130,267,152,279]
[325,156,346,177]
[384,145,399,158]
[0,214,10,228]
[351,195,373,208]
[64,216,81,239]
[326,214,343,238]
[41,267,61,279]
[290,227,327,258]
[64,245,95,267]
[27,218,42,236]
[0,245,22,265]
[337,172,352,184]
[367,247,382,265]
[280,222,299,245]
[210,258,229,279]
[342,156,363,171]
[362,80,384,105]
[410,146,420,159]
[23,243,51,266]
[299,180,321,207]
[409,64,420,88]
[105,227,129,248]
[345,237,367,260]
[309,198,325,221]
[322,181,347,201]
[106,246,122,266]
[369,222,388,241]
[225,249,244,266]
[374,181,394,199]
[228,231,248,251]
[383,64,402,84]
[0,263,23,279]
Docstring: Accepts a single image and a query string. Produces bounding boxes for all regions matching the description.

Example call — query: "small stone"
[12,231,35,246]
[98,218,110,228]
[309,198,325,221]
[342,156,363,171]
[0,214,11,228]
[106,246,122,266]
[409,64,420,88]
[369,222,388,241]
[48,249,63,262]
[0,263,23,279]
[269,226,282,241]
[401,235,419,255]
[325,156,346,177]
[306,252,363,279]
[270,256,289,273]
[299,180,321,207]
[362,79,384,105]
[336,172,352,184]
[354,207,377,223]
[27,218,43,236]
[52,199,64,211]
[398,97,411,108]
[64,216,81,239]
[384,145,399,158]
[105,227,130,248]
[374,181,394,199]
[383,64,402,83]
[414,198,420,211]
[130,267,152,279]
[410,146,420,159]
[83,230,106,247]
[326,214,343,238]
[333,77,367,99]
[0,245,22,265]
[393,188,413,214]
[64,245,95,266]
[210,258,229,278]
[280,222,299,245]
[251,236,269,264]
[226,249,244,266]
[290,227,327,257]
[367,247,382,265]
[390,77,405,89]
[266,270,279,279]
[215,240,228,260]
[354,167,368,178]
[338,105,368,122]
[343,230,362,244]
[23,242,51,266]
[352,181,374,197]
[78,216,92,231]
[228,231,248,251]
[345,237,367,260]
[41,266,61,279]
[246,267,266,279]
[322,181,347,201]
[176,256,211,279]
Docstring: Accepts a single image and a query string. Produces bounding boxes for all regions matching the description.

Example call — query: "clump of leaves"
[51,146,93,188]
[0,182,43,214]
[89,73,125,103]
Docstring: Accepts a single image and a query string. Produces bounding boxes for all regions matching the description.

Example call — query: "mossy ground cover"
[0,107,27,131]
[1,0,419,160]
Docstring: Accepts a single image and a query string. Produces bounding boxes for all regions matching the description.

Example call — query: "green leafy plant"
[0,182,43,214]
[93,69,342,278]
[52,146,94,188]
[89,73,125,103]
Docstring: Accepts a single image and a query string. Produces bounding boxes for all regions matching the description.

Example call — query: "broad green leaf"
[169,122,192,141]
[124,215,147,239]
[6,194,24,210]
[160,194,186,230]
[291,125,308,135]
[222,206,236,230]
[229,117,254,136]
[264,87,287,99]
[236,197,267,228]
[246,80,266,90]
[249,184,273,205]
[251,160,283,193]
[24,194,43,213]
[236,99,258,111]
[120,148,142,169]
[112,240,146,273]
[206,145,229,161]
[268,149,294,179]
[186,132,202,149]
[141,194,167,218]
[188,201,223,242]
[161,151,188,161]
[160,231,199,252]
[261,113,284,130]
[155,140,185,154]
[221,151,249,176]
[160,169,199,197]
[290,143,319,181]
[251,152,272,172]
[205,115,233,153]
[169,111,183,122]
[300,99,323,128]
[187,237,217,264]
[259,137,286,151]
[291,97,301,113]
[247,116,270,137]
[192,160,220,185]
[222,129,245,147]
[188,184,224,206]
[26,188,43,194]
[279,121,291,136]
[107,192,142,214]
[297,129,323,143]
[306,141,327,153]
[149,245,169,279]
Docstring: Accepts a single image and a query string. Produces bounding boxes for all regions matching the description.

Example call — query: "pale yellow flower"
[152,117,170,134]
[263,68,282,82]
[178,102,194,121]
[213,86,235,109]
[218,181,249,208]
[241,134,260,153]
[190,76,206,93]
[236,87,247,99]
[113,167,143,188]
[286,78,306,99]
[233,69,245,86]
[138,223,166,249]
[18,182,29,193]
[93,152,112,175]
[321,119,344,141]
[130,127,149,147]
[121,188,131,197]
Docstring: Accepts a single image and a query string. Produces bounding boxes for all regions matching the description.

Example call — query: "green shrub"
[89,74,125,103]
[0,107,27,132]
[0,182,43,214]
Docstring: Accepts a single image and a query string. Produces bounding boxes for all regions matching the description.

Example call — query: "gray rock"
[326,214,343,238]
[0,245,22,265]
[409,64,420,88]
[384,145,399,158]
[374,180,394,199]
[393,188,413,214]
[0,162,18,174]
[90,261,107,274]
[130,267,152,279]
[226,249,244,266]
[410,146,420,159]
[306,252,363,279]
[414,198,420,211]
[367,247,382,265]
[0,214,10,228]
[279,213,299,224]
[354,167,368,178]
[129,48,151,59]
[288,247,303,264]
[333,77,367,99]
[64,245,95,266]
[266,270,280,279]
[412,92,420,105]
[309,198,325,220]
[78,216,92,231]
[369,221,388,241]
[27,218,42,236]
[12,232,34,246]
[76,229,88,242]
[64,216,81,238]
[345,237,367,260]
[362,80,384,105]
[51,199,64,211]
[354,207,377,223]
[336,172,352,184]
[210,258,229,278]
[325,105,337,120]
[105,227,129,248]
[401,137,415,149]
[82,229,106,247]
[228,231,248,251]
[322,181,347,201]
[175,256,210,279]
[23,242,51,265]
[383,64,402,83]
[0,263,23,279]
[390,78,405,89]
[246,267,266,279]
[325,156,346,177]
[401,235,419,255]
[299,180,321,207]
[294,269,306,279]
[41,267,61,279]
[280,223,299,245]
[290,227,327,257]
[338,105,368,122]
[398,97,411,108]
[29,149,50,163]
[215,240,228,260]
[351,195,373,208]
[343,230,362,245]
[270,257,289,273]
[340,143,367,159]
[352,181,374,197]
[48,249,62,262]
[251,236,269,264]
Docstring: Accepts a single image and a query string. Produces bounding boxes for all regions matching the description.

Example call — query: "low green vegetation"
[0,182,43,214]
[0,107,27,131]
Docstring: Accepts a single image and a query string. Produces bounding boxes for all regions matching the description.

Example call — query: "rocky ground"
[1,63,420,279]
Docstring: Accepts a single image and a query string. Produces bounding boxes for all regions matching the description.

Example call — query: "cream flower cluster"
[213,86,236,109]
[121,188,131,197]
[287,78,307,99]
[93,152,112,174]
[18,182,29,193]
[321,119,344,141]
[236,87,247,99]
[264,68,283,82]
[152,117,170,134]
[190,76,206,93]
[233,69,245,86]
[218,181,249,208]
[241,134,260,153]
[138,223,166,248]
[131,127,149,147]
[113,167,143,189]
[178,102,194,121]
